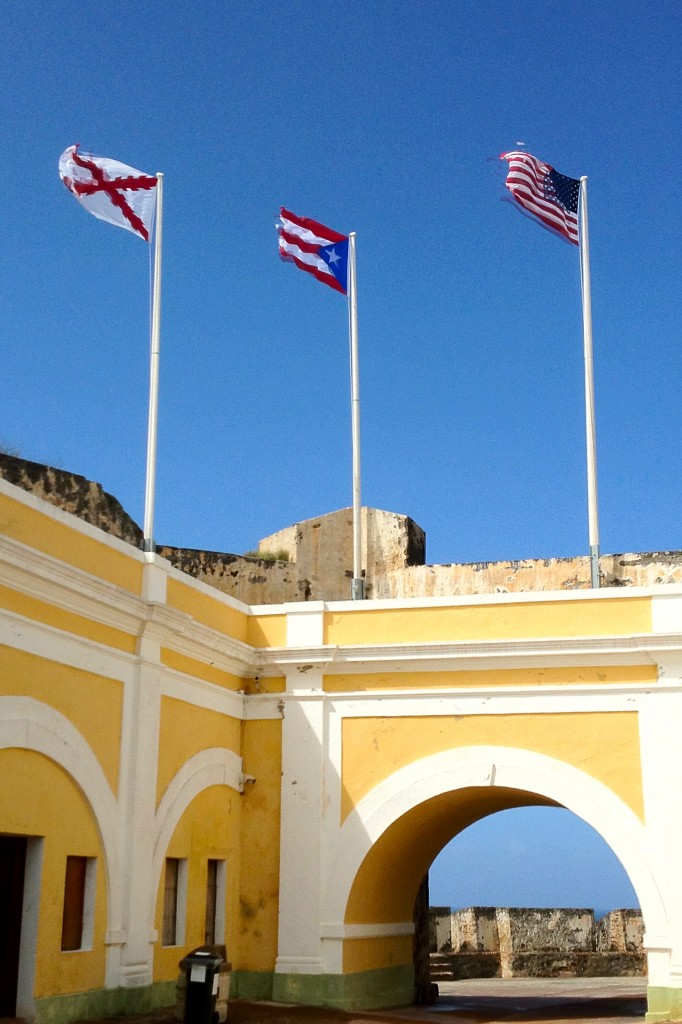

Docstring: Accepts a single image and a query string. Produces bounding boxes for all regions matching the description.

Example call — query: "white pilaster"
[275,665,326,975]
[285,602,325,648]
[113,607,164,987]
[638,672,682,987]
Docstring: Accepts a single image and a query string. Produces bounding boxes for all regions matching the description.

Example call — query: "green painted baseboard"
[34,980,176,1024]
[271,964,414,1010]
[229,970,274,1001]
[646,984,682,1022]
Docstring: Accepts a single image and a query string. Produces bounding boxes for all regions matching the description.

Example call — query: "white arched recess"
[150,747,243,914]
[323,745,668,966]
[0,697,122,998]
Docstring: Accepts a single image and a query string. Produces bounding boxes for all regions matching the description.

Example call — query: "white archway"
[325,745,667,947]
[0,696,123,1006]
[150,746,243,910]
[0,696,121,918]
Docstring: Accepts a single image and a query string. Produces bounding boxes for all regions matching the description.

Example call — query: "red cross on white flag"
[59,145,158,242]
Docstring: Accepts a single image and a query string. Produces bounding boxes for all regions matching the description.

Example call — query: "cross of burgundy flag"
[277,208,349,294]
[59,145,158,242]
[499,150,580,246]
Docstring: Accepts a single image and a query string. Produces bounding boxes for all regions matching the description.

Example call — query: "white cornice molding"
[0,534,145,632]
[0,606,136,682]
[243,682,679,717]
[0,535,259,676]
[145,603,259,675]
[255,632,682,674]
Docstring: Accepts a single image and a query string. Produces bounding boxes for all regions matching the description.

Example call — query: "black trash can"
[178,945,227,1024]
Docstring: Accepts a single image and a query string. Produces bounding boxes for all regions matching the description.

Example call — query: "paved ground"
[71,977,652,1024]
[390,978,648,1022]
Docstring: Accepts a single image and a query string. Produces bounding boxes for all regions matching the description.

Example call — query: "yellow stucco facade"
[2,477,682,1022]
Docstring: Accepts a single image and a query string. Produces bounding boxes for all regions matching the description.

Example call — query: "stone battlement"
[429,906,645,980]
[3,451,682,602]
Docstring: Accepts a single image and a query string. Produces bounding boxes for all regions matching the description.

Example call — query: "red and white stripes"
[277,207,348,293]
[500,150,580,246]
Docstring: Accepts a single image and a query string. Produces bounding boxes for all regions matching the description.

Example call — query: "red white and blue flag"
[500,150,580,246]
[59,145,158,242]
[277,208,348,294]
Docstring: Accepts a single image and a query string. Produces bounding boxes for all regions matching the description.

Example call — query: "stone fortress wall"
[2,452,682,601]
[429,906,645,980]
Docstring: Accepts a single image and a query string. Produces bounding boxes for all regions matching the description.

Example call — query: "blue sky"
[3,0,675,912]
[429,807,638,916]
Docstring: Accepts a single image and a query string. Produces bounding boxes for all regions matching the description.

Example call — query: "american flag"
[277,208,349,294]
[500,150,581,246]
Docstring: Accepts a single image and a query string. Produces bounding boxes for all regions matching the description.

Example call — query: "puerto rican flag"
[277,208,348,294]
[59,145,158,242]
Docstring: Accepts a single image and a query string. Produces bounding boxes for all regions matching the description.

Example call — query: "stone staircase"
[429,953,456,981]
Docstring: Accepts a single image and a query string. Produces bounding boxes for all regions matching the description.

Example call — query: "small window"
[162,857,187,946]
[61,856,96,951]
[204,859,226,946]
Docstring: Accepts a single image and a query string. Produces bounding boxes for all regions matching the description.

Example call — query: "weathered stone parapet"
[498,906,595,954]
[595,909,644,952]
[377,551,682,599]
[155,546,299,605]
[451,906,498,953]
[430,906,645,980]
[258,506,426,601]
[0,452,143,547]
[3,452,682,604]
[429,906,453,953]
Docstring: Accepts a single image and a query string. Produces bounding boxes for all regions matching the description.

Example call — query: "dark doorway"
[0,835,27,1017]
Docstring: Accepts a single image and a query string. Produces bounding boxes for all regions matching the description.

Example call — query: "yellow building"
[2,472,682,1023]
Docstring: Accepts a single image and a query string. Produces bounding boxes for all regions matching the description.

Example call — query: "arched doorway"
[426,805,645,1017]
[324,746,664,1014]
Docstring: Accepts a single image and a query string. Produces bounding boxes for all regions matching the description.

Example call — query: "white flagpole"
[143,171,163,554]
[347,232,364,600]
[579,176,600,588]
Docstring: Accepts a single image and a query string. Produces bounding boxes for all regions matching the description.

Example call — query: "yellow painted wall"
[166,578,248,644]
[0,647,122,794]
[325,596,652,646]
[343,935,413,974]
[0,493,142,594]
[344,787,552,925]
[325,665,657,692]
[341,712,643,823]
[0,584,136,654]
[0,749,107,997]
[160,649,245,691]
[153,785,242,981]
[246,614,286,649]
[237,718,282,972]
[157,698,242,805]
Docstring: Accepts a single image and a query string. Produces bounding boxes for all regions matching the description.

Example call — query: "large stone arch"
[325,745,667,946]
